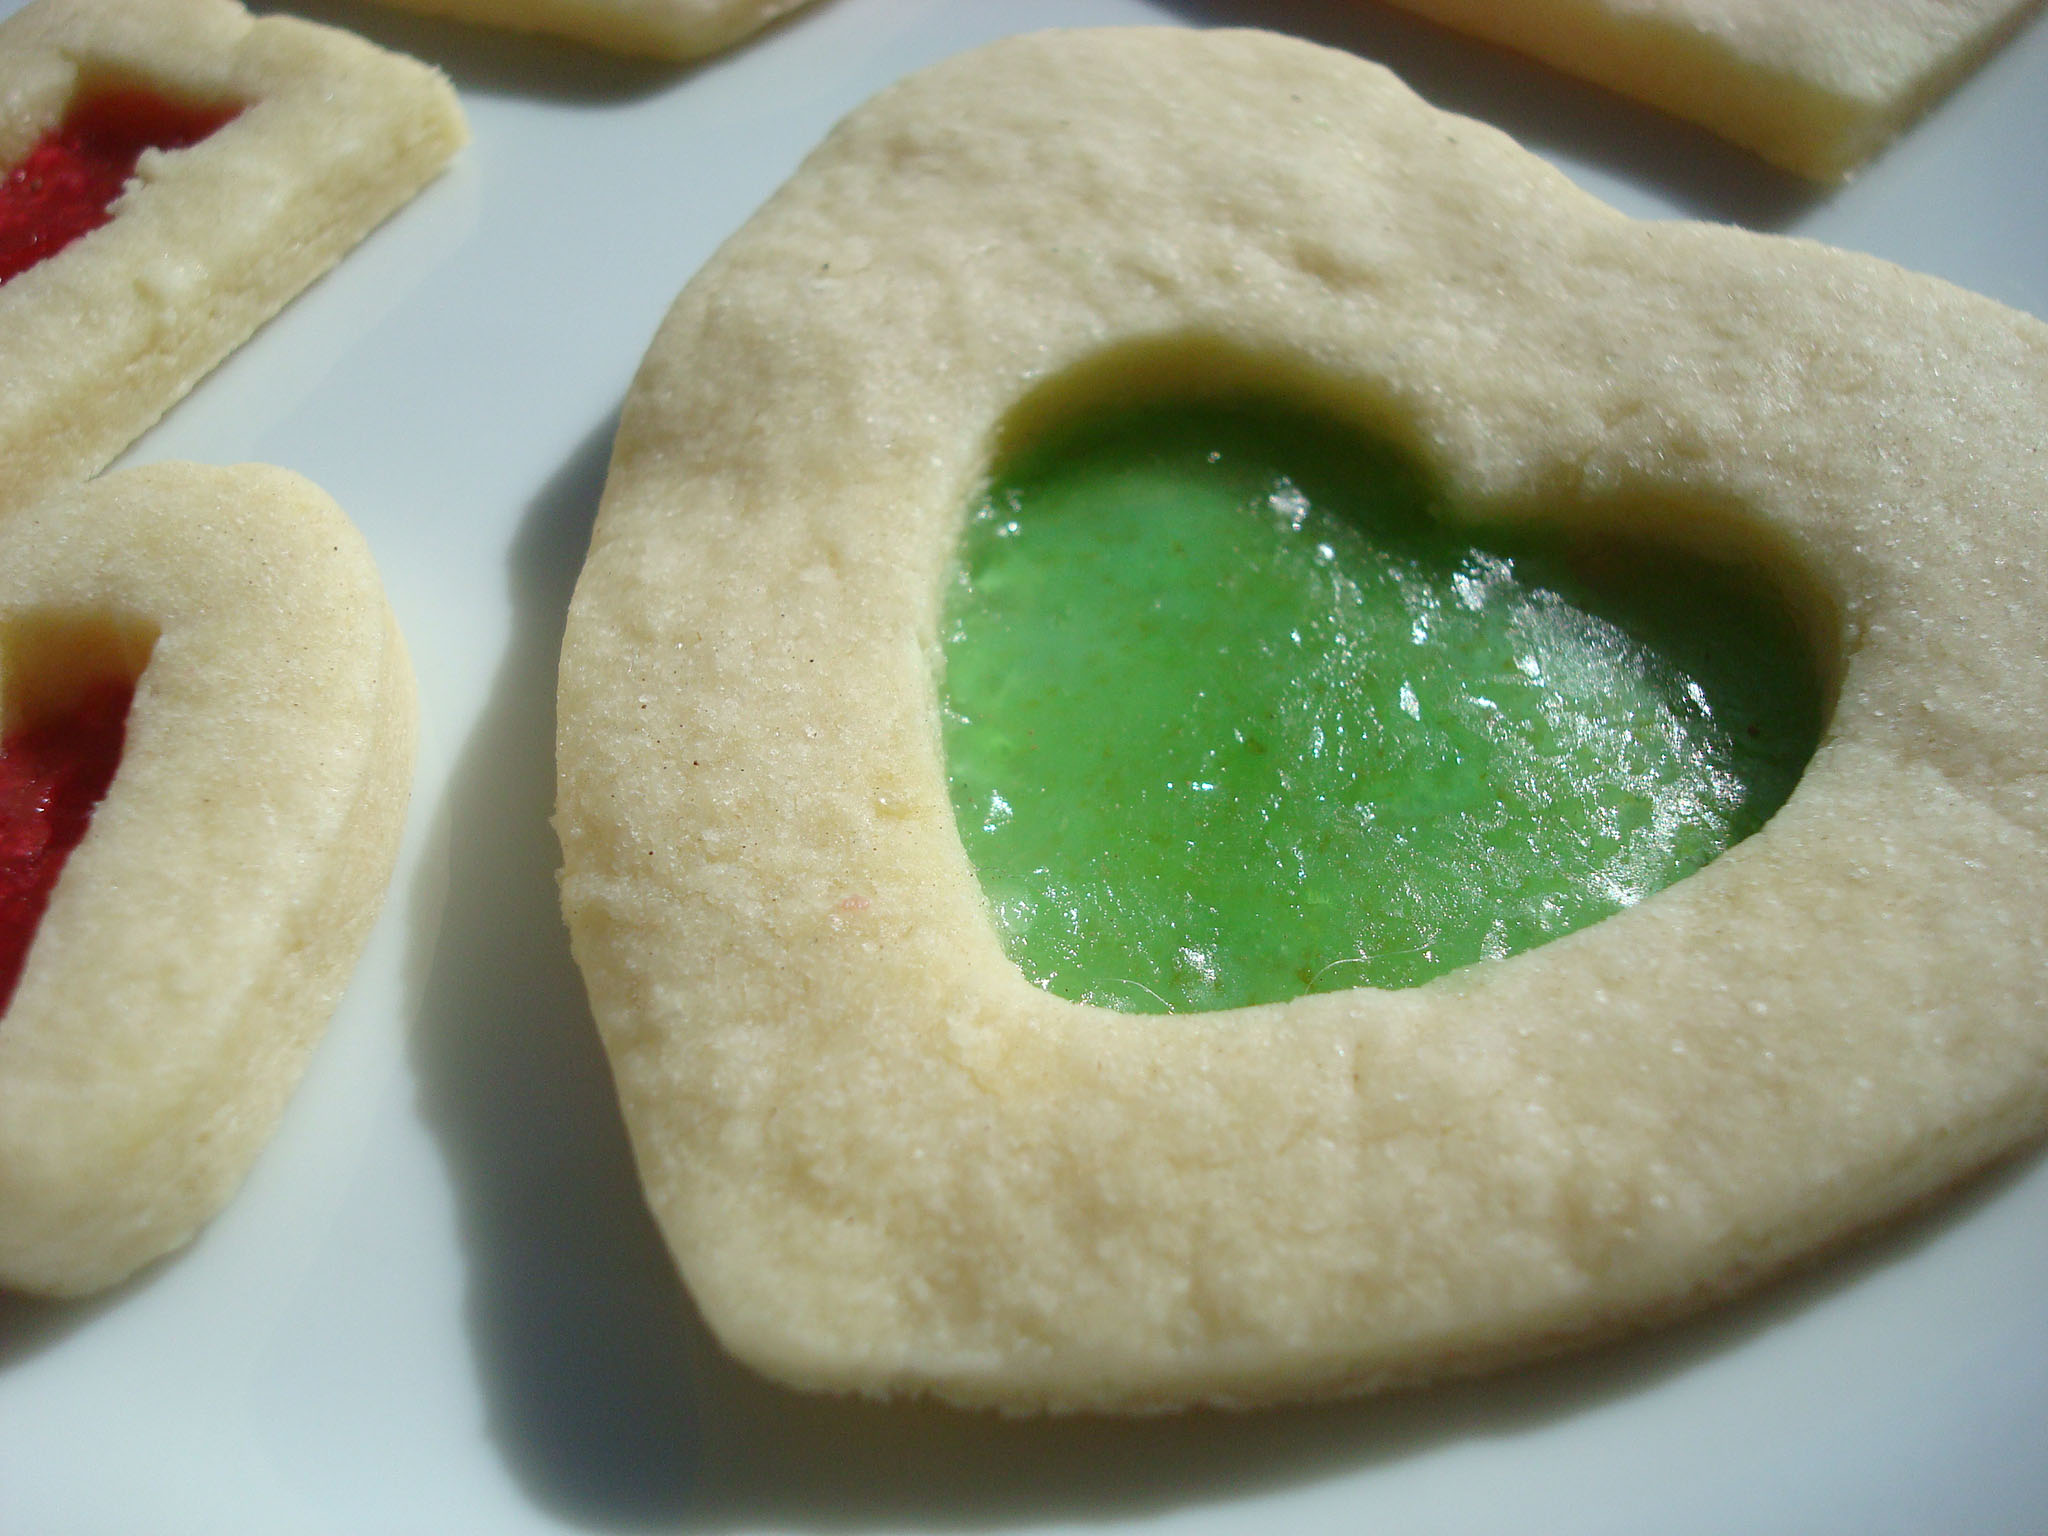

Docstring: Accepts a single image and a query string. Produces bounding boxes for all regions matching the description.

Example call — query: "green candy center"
[941,401,1823,1013]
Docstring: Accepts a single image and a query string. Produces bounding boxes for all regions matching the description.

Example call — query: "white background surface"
[1,0,2046,1531]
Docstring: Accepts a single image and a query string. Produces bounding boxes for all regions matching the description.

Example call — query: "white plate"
[1,2,2044,1531]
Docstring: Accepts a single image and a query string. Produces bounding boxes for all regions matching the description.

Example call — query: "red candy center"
[0,87,239,284]
[0,680,134,1011]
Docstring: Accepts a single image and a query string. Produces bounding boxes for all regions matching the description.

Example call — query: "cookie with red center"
[0,0,466,518]
[0,462,416,1298]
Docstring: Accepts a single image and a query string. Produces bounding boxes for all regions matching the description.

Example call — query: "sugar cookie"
[0,0,467,518]
[358,0,815,61]
[556,28,2048,1410]
[0,463,416,1298]
[1377,0,2042,180]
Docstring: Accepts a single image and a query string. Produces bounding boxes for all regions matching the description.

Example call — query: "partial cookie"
[357,0,816,61]
[0,0,467,518]
[1377,0,2043,180]
[557,28,2048,1412]
[0,463,416,1298]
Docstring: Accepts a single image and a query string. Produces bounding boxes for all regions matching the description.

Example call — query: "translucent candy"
[943,402,1822,1012]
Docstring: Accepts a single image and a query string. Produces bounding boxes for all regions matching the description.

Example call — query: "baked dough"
[555,27,2048,1411]
[356,0,816,61]
[1376,0,2043,180]
[0,0,467,519]
[0,463,416,1298]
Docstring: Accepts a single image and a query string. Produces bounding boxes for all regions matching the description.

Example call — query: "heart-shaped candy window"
[944,400,1824,1011]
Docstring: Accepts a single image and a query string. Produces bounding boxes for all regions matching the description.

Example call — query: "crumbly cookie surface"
[556,27,2048,1411]
[0,463,417,1298]
[0,0,467,519]
[1379,0,2042,179]
[358,0,815,60]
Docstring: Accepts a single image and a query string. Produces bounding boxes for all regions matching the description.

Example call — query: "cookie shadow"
[403,411,712,1527]
[1166,0,1821,228]
[0,1274,136,1371]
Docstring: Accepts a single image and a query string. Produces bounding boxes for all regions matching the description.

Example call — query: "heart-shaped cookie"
[556,27,2048,1411]
[0,462,416,1298]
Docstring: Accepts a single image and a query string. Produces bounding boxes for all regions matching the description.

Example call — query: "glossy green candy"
[942,402,1822,1012]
